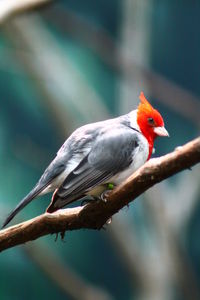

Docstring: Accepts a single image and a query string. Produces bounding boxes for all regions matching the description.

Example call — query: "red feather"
[137,92,164,159]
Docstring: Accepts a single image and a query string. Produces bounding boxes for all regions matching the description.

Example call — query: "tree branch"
[0,0,51,23]
[0,137,199,252]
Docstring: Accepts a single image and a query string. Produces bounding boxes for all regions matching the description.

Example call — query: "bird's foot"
[81,183,114,206]
[100,190,110,203]
[100,183,115,203]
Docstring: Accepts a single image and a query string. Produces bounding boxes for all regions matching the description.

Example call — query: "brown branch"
[0,0,51,23]
[0,137,200,252]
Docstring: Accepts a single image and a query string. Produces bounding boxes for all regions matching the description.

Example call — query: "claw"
[100,190,112,203]
[100,191,108,202]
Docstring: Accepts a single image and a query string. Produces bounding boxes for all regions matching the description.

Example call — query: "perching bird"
[2,92,169,228]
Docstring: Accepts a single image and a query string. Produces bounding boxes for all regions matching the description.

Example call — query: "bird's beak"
[154,126,169,137]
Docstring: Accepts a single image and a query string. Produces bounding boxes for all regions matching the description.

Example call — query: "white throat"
[128,109,141,132]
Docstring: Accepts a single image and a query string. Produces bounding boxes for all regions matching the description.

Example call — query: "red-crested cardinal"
[2,92,169,228]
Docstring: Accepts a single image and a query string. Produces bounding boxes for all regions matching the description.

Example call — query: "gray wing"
[31,119,117,189]
[47,128,139,212]
[41,116,126,187]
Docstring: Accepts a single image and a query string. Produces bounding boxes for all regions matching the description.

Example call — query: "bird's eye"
[148,117,155,125]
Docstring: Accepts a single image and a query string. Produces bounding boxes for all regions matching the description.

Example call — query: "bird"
[2,92,169,228]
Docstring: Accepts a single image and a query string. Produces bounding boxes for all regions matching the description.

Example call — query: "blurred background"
[0,1,200,299]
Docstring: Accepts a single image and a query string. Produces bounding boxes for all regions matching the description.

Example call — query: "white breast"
[110,135,149,185]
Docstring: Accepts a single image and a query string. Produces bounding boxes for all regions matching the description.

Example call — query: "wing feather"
[47,129,139,212]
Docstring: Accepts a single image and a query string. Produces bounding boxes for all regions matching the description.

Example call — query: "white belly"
[110,138,149,185]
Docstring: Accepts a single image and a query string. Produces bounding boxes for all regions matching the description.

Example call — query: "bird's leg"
[81,183,115,206]
[100,183,115,203]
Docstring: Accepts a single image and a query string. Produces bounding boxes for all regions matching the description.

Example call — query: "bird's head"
[137,92,169,146]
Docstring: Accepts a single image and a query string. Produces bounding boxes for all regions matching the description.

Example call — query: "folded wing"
[47,128,139,212]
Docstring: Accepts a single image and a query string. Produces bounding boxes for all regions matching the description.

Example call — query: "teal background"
[0,1,199,300]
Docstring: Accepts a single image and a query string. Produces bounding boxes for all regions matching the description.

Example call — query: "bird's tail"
[1,185,44,229]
